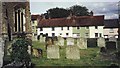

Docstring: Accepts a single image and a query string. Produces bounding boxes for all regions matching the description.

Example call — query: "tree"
[43,5,91,19]
[70,5,90,16]
[45,7,70,18]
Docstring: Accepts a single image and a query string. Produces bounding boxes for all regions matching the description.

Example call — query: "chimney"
[90,11,93,16]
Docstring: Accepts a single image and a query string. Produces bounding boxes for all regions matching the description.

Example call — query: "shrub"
[11,38,31,67]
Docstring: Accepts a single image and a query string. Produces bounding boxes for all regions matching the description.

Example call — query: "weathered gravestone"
[100,47,107,53]
[66,46,80,59]
[55,36,64,46]
[77,38,87,49]
[32,35,37,41]
[0,38,4,68]
[67,37,74,46]
[106,41,117,50]
[27,45,32,55]
[47,45,60,59]
[97,37,105,47]
[40,35,45,43]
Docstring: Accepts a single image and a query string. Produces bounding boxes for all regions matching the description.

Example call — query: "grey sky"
[30,1,119,19]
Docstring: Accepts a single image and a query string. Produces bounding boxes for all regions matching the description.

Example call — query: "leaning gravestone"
[97,37,105,47]
[77,38,87,49]
[66,46,80,59]
[47,45,60,59]
[67,37,74,46]
[55,36,64,46]
[0,38,4,68]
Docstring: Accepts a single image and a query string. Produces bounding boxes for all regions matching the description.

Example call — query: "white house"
[103,19,119,39]
[37,27,73,37]
[37,15,104,38]
[89,26,104,38]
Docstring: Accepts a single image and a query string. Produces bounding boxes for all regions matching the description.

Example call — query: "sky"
[30,0,120,19]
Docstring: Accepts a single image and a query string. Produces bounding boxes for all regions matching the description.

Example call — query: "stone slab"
[66,46,80,59]
[77,38,87,49]
[47,45,60,59]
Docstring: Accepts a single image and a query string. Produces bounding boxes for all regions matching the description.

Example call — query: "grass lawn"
[32,41,119,67]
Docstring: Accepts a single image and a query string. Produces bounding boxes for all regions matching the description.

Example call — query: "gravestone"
[77,38,87,49]
[32,48,39,57]
[67,37,74,46]
[32,35,37,41]
[46,38,53,45]
[40,35,45,43]
[32,48,42,58]
[0,38,4,68]
[66,46,80,59]
[45,38,53,49]
[34,35,37,41]
[106,41,117,50]
[97,37,105,47]
[100,47,107,53]
[55,36,64,46]
[47,45,60,59]
[27,45,32,55]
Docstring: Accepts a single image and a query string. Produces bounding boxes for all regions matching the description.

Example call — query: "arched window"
[14,6,26,32]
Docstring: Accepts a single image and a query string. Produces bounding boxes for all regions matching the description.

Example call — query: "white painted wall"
[37,27,73,37]
[103,28,118,38]
[89,26,104,38]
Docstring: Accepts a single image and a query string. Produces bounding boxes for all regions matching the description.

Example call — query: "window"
[52,27,55,31]
[40,33,43,35]
[32,21,35,24]
[46,33,48,36]
[52,33,55,37]
[67,27,69,30]
[77,27,80,29]
[95,33,98,37]
[99,33,102,37]
[60,33,62,35]
[95,26,98,29]
[85,33,89,37]
[14,8,25,32]
[86,26,89,29]
[77,33,80,36]
[61,27,63,30]
[66,33,69,36]
[109,28,114,33]
[40,27,43,31]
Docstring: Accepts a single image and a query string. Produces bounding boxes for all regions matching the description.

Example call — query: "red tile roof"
[37,15,104,27]
[31,15,40,20]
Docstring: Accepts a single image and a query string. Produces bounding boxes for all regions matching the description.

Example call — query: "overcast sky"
[30,0,120,19]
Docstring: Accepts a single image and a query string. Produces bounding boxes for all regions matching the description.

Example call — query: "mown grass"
[32,41,119,66]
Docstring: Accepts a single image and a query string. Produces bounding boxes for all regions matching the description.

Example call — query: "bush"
[10,38,31,67]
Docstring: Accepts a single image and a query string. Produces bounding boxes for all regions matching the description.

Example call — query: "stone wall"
[0,37,4,68]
